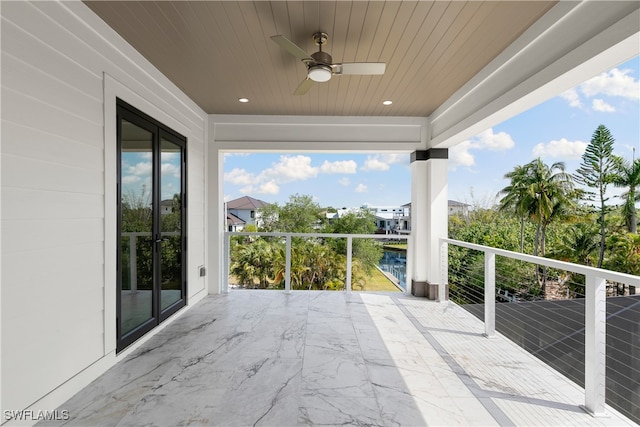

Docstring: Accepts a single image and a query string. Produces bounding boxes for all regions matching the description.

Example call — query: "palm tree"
[500,159,575,296]
[613,157,640,234]
[526,158,575,259]
[498,164,533,252]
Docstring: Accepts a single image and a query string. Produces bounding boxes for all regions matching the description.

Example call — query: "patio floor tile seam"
[390,296,515,426]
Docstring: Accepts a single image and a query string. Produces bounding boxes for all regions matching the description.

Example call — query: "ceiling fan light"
[308,65,332,82]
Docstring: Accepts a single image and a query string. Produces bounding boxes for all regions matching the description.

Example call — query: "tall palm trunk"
[519,217,525,253]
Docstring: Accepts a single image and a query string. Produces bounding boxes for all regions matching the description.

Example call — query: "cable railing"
[441,238,640,423]
[223,231,408,292]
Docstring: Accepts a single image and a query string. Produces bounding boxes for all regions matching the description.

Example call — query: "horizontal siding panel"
[2,259,104,321]
[2,2,105,78]
[2,121,103,172]
[2,51,103,125]
[2,218,103,254]
[1,18,102,101]
[2,89,103,149]
[2,187,104,220]
[1,243,104,294]
[30,2,206,132]
[3,288,104,414]
[2,153,103,194]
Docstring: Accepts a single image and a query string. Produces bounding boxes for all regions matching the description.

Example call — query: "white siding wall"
[1,1,207,416]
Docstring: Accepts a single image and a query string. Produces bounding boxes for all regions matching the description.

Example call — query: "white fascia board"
[209,114,428,152]
[429,1,640,148]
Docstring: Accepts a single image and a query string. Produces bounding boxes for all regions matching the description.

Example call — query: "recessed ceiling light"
[238,98,249,103]
[382,100,393,106]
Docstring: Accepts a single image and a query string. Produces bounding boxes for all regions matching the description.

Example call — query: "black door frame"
[116,99,187,353]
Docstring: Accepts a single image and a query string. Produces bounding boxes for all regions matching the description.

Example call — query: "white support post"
[346,237,353,293]
[285,235,291,294]
[223,233,230,293]
[484,251,496,338]
[584,273,607,416]
[129,235,137,293]
[438,240,448,302]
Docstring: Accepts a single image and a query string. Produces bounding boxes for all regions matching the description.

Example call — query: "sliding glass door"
[117,100,186,352]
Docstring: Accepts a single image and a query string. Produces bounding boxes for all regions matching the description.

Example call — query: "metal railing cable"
[442,238,640,423]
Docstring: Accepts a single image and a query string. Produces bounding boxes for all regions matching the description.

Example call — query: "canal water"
[378,249,406,291]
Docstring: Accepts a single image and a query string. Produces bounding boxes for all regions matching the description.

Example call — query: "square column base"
[411,280,448,300]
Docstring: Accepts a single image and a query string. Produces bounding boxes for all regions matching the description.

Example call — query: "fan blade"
[294,77,315,95]
[334,62,386,75]
[271,35,313,62]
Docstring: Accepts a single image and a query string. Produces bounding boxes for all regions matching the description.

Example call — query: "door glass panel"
[160,137,183,311]
[120,119,154,336]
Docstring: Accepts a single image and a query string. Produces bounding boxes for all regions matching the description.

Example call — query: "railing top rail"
[442,237,640,286]
[226,231,408,240]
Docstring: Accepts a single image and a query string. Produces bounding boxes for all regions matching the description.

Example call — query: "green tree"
[498,164,534,252]
[258,194,323,232]
[230,238,275,288]
[524,158,575,259]
[574,125,617,267]
[549,222,599,266]
[323,209,382,276]
[605,232,640,276]
[612,157,640,234]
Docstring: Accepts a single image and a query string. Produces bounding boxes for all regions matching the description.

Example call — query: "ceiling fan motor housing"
[311,50,332,66]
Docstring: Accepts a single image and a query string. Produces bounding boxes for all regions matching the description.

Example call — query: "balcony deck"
[42,291,634,426]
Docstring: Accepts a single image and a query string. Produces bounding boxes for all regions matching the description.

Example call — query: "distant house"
[160,199,174,215]
[360,204,410,234]
[448,200,470,218]
[395,200,470,233]
[225,196,269,231]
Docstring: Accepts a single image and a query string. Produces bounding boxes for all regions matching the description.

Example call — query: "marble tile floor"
[40,291,634,427]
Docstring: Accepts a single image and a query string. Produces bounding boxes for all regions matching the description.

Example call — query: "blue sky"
[224,56,639,209]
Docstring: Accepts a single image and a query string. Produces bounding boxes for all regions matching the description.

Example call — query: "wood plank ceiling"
[85,1,556,117]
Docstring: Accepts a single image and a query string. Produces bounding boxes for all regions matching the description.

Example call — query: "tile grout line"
[391,297,516,427]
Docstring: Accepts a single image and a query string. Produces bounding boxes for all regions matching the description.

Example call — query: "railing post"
[129,235,137,293]
[484,251,496,338]
[346,236,353,293]
[285,235,291,294]
[438,240,448,302]
[584,273,607,416]
[223,232,230,293]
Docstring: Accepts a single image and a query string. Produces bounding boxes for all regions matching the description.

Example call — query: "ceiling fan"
[271,32,386,95]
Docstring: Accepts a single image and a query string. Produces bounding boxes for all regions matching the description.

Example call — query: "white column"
[410,149,448,300]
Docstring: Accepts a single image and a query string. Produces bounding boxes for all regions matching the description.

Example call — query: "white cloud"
[591,98,615,112]
[338,177,351,186]
[320,160,357,174]
[380,153,409,165]
[362,156,390,171]
[580,68,640,100]
[161,152,180,162]
[355,184,368,193]
[448,128,514,171]
[531,138,587,159]
[260,155,318,183]
[122,175,141,184]
[161,162,180,178]
[474,128,515,151]
[560,88,583,108]
[127,161,152,177]
[256,181,280,195]
[224,168,255,186]
[448,140,476,171]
